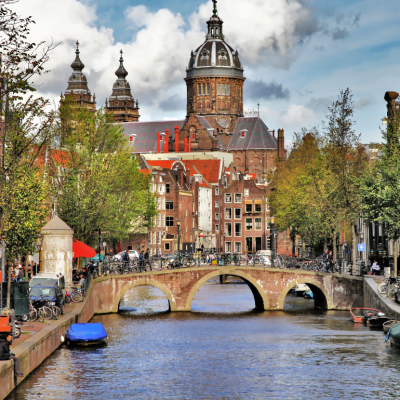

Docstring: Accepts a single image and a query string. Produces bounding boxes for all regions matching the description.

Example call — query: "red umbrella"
[117,242,122,253]
[73,239,96,258]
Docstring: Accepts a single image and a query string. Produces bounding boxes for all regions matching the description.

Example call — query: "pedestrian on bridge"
[322,250,328,272]
[327,251,334,273]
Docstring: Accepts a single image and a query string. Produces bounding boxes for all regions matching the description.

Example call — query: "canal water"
[7,279,400,400]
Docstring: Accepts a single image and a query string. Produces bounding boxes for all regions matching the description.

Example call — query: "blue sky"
[13,0,400,146]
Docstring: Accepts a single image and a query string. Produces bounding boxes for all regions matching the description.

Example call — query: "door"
[246,237,253,253]
[255,237,262,252]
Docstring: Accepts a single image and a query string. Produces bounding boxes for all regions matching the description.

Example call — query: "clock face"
[218,117,228,128]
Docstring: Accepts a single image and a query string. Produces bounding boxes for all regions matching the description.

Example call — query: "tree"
[50,100,157,246]
[358,109,400,275]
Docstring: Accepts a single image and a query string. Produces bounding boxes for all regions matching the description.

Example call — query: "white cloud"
[278,104,317,128]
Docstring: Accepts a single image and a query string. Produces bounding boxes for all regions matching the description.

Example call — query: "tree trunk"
[6,266,11,308]
[394,239,398,277]
[352,224,357,265]
[333,234,337,260]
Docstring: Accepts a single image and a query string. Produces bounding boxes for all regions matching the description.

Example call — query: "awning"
[245,200,252,204]
[73,239,96,258]
[254,200,262,204]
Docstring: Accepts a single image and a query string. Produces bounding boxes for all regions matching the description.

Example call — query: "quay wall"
[0,283,95,400]
[364,277,400,319]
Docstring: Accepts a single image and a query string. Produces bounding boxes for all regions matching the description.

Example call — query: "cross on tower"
[212,0,217,16]
[75,40,80,53]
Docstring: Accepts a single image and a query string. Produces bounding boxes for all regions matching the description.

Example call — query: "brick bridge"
[94,266,364,313]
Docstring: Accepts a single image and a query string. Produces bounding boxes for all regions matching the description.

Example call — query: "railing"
[95,254,361,276]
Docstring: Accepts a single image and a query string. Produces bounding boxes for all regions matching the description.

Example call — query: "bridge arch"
[185,269,269,311]
[278,278,333,310]
[112,278,177,312]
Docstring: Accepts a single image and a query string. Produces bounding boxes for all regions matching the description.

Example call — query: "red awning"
[73,239,96,258]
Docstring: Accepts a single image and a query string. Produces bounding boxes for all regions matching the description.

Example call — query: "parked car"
[113,250,139,261]
[29,273,66,295]
[29,285,65,314]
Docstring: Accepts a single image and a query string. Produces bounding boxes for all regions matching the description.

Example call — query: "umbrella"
[73,239,96,258]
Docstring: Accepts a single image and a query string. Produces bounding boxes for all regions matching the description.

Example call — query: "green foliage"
[51,100,157,246]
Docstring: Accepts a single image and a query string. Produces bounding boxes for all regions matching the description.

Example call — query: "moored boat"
[383,320,400,333]
[303,289,313,299]
[66,323,108,347]
[368,313,389,329]
[295,283,309,297]
[350,308,381,323]
[386,322,400,347]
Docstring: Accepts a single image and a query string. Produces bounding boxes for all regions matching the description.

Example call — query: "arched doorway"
[186,270,269,311]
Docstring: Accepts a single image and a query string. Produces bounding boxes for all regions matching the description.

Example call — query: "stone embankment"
[0,283,95,400]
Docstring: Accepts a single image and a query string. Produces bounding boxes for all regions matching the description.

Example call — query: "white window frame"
[225,208,232,219]
[234,242,242,253]
[215,201,219,208]
[255,217,262,231]
[215,213,219,220]
[215,187,219,195]
[215,224,219,233]
[234,208,241,219]
[234,223,242,237]
[225,193,232,203]
[225,222,232,237]
[245,218,253,231]
[225,241,232,253]
[234,193,242,203]
[244,189,249,197]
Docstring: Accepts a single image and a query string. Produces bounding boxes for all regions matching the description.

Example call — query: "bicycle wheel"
[378,282,388,294]
[71,290,83,303]
[29,307,38,322]
[52,306,61,320]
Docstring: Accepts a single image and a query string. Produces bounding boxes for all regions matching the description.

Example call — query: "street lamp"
[270,216,276,268]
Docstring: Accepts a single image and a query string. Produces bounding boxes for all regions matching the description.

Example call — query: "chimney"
[188,136,192,153]
[278,129,285,160]
[175,125,179,153]
[272,130,275,138]
[385,91,399,119]
[185,168,190,189]
[184,138,188,153]
[157,132,160,153]
[164,129,169,153]
[178,169,184,188]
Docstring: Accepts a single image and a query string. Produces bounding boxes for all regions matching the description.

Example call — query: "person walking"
[371,260,380,275]
[144,248,151,271]
[327,251,334,273]
[322,250,328,272]
[0,333,23,377]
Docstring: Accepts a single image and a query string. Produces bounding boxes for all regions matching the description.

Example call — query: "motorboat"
[350,308,381,323]
[383,320,400,333]
[66,323,108,346]
[295,283,309,297]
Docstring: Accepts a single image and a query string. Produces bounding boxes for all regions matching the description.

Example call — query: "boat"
[303,288,313,299]
[66,323,108,346]
[295,283,309,297]
[350,308,381,323]
[383,320,400,333]
[368,313,389,329]
[386,322,400,347]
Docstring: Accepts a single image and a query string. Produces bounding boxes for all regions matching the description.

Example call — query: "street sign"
[358,244,365,251]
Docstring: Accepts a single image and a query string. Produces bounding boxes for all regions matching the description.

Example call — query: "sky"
[10,0,400,146]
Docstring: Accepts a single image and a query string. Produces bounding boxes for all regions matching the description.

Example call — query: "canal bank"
[0,283,95,400]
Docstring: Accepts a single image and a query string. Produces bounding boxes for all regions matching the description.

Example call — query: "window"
[215,224,219,232]
[226,84,230,95]
[162,198,165,210]
[157,214,161,227]
[255,203,262,213]
[149,233,152,245]
[166,200,174,210]
[153,232,156,245]
[225,223,232,236]
[241,131,245,138]
[198,83,202,95]
[225,194,232,203]
[246,218,253,231]
[255,237,262,252]
[215,213,219,220]
[157,197,161,210]
[215,201,219,208]
[225,242,232,253]
[245,202,252,213]
[206,83,210,95]
[162,214,165,227]
[166,217,174,226]
[266,236,271,250]
[225,208,232,219]
[244,189,249,197]
[215,187,219,195]
[158,184,164,193]
[166,183,170,193]
[157,232,160,244]
[217,83,221,95]
[235,242,241,253]
[255,218,262,230]
[235,223,241,237]
[165,243,170,251]
[266,198,270,211]
[246,237,253,253]
[266,219,271,230]
[235,208,241,219]
[234,194,242,203]
[203,83,206,95]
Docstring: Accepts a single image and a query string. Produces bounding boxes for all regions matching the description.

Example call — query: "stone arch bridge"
[94,266,364,313]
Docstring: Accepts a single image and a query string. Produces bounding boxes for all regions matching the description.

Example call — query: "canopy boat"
[368,313,389,329]
[383,320,400,333]
[386,322,400,348]
[350,308,381,323]
[66,323,108,346]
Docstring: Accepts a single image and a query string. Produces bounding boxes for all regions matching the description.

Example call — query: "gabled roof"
[146,160,175,169]
[196,116,227,150]
[228,117,277,150]
[185,165,210,188]
[182,159,222,184]
[120,120,185,154]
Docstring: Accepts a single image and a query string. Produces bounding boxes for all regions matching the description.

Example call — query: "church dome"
[186,2,243,79]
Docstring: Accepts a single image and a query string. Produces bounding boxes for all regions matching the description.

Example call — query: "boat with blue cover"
[66,323,108,346]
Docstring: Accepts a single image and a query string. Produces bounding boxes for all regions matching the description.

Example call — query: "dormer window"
[115,102,119,106]
[240,129,248,138]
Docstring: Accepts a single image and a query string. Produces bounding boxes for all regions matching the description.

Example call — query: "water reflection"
[7,282,400,400]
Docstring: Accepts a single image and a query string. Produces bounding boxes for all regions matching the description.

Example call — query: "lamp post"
[176,219,181,268]
[271,216,276,268]
[360,232,364,262]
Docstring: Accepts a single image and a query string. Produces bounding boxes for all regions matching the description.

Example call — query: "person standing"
[327,251,334,273]
[322,250,328,272]
[0,333,23,377]
[371,260,380,275]
[144,248,151,271]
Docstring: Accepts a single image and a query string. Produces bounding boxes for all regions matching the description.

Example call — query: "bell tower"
[106,50,140,122]
[64,41,96,111]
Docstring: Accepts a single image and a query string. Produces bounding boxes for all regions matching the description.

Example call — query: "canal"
[7,278,400,399]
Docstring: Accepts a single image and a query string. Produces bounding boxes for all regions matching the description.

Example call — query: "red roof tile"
[182,159,221,184]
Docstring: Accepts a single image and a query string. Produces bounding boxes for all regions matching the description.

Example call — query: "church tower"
[64,41,96,110]
[106,50,140,122]
[185,0,244,131]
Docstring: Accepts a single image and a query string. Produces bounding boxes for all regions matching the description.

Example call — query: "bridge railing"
[94,254,358,276]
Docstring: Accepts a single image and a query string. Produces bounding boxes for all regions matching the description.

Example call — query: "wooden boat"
[350,308,381,323]
[368,314,389,329]
[383,320,400,333]
[66,323,108,347]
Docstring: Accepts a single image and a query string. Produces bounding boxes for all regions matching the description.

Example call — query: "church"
[63,1,286,178]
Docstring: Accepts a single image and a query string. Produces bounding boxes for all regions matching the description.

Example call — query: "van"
[256,250,271,257]
[29,273,66,293]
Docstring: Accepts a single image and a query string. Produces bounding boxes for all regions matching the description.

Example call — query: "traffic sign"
[358,244,365,251]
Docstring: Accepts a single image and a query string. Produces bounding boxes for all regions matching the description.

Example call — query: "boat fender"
[385,331,390,342]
